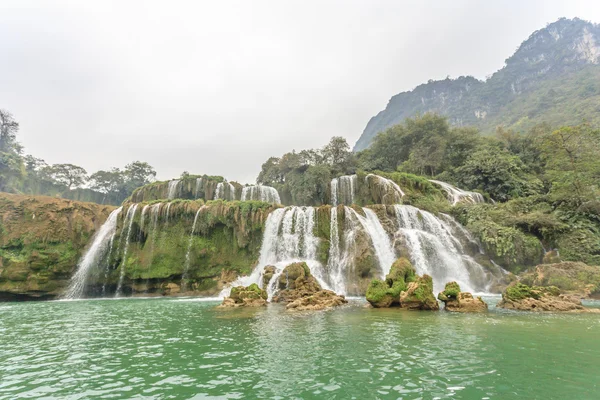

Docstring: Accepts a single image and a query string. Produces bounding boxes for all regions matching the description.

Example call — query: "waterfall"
[429,179,485,205]
[241,185,281,203]
[366,174,404,203]
[326,206,344,293]
[167,180,180,200]
[165,202,173,222]
[331,175,357,206]
[195,177,203,198]
[331,178,338,206]
[63,207,123,299]
[393,204,487,293]
[346,207,397,277]
[181,205,207,290]
[139,205,149,240]
[214,181,236,201]
[221,206,327,299]
[115,204,139,297]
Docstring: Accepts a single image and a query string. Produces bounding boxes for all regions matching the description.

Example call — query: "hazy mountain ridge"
[354,18,600,151]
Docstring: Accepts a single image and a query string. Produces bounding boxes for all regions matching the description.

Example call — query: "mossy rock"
[366,279,396,308]
[385,257,416,287]
[262,265,276,288]
[437,281,461,301]
[504,282,560,301]
[399,275,439,310]
[228,283,267,303]
[278,262,310,290]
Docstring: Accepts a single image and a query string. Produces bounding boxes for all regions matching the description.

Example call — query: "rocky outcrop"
[219,284,267,308]
[366,257,439,310]
[272,262,347,311]
[497,282,599,312]
[399,275,440,311]
[366,257,414,307]
[519,262,600,298]
[129,175,244,203]
[437,282,487,312]
[0,193,114,300]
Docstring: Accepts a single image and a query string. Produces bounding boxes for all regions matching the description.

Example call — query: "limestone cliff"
[0,193,114,300]
[355,18,600,151]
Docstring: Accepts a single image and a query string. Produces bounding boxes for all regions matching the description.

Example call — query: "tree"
[322,136,351,166]
[46,164,88,190]
[89,168,123,194]
[455,146,540,202]
[540,124,600,205]
[122,161,156,192]
[0,109,22,154]
[257,157,283,185]
[0,110,24,192]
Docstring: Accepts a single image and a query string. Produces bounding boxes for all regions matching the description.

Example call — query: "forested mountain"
[354,18,600,151]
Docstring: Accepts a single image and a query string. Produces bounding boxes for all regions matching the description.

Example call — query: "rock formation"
[219,283,267,308]
[366,257,439,310]
[271,262,347,311]
[497,282,599,312]
[438,281,488,312]
[519,262,600,298]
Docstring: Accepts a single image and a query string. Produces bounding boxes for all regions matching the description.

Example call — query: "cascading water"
[241,185,281,203]
[393,204,488,293]
[214,182,236,201]
[429,180,485,205]
[167,180,180,200]
[115,204,139,297]
[63,207,123,299]
[366,174,405,203]
[331,175,357,206]
[345,207,397,277]
[195,177,203,198]
[222,206,327,299]
[326,206,343,293]
[143,202,162,291]
[181,205,207,290]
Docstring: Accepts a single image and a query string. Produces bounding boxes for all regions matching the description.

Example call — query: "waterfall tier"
[241,185,281,203]
[429,180,485,205]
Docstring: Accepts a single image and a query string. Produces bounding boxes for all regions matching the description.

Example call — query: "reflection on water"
[1,297,599,399]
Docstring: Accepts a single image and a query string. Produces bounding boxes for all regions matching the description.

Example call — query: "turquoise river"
[1,297,599,399]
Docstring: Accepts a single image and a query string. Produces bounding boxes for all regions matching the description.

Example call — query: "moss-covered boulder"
[438,281,487,312]
[219,283,267,308]
[262,265,276,288]
[272,262,346,310]
[399,275,439,310]
[519,262,600,298]
[278,262,311,290]
[498,282,598,312]
[286,289,347,311]
[366,257,416,308]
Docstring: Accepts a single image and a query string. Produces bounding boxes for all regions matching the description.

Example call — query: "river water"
[1,297,599,399]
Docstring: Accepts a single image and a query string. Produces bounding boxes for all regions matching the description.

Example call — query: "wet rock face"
[219,284,267,308]
[262,266,275,288]
[272,262,347,311]
[438,282,488,312]
[497,282,599,312]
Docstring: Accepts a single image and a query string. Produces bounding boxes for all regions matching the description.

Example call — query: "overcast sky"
[1,1,599,183]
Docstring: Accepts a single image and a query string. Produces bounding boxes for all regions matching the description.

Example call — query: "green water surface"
[1,297,599,399]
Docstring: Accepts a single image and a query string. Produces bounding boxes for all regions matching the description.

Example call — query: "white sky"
[1,0,599,183]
